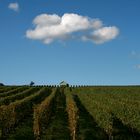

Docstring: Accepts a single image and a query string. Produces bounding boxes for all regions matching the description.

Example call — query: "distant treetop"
[30,81,35,86]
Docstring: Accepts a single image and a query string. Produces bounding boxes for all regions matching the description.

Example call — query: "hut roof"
[60,81,68,86]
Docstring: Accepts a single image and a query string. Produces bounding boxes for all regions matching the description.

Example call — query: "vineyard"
[0,86,140,140]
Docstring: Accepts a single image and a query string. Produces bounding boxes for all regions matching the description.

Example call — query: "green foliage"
[0,86,17,94]
[0,87,40,106]
[73,86,140,138]
[0,86,28,98]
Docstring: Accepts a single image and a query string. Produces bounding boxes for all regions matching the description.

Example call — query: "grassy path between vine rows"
[42,89,71,140]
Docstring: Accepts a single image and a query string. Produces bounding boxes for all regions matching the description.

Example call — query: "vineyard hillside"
[0,86,140,140]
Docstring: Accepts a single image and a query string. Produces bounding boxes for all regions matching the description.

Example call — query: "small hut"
[59,81,69,87]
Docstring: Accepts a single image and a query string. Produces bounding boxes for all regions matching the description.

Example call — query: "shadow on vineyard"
[42,89,71,140]
[112,116,140,140]
[73,95,108,140]
[7,115,34,140]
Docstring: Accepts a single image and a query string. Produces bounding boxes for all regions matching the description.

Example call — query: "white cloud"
[91,19,103,29]
[8,2,19,12]
[92,26,119,44]
[136,64,140,69]
[82,26,119,44]
[26,13,119,45]
[131,51,137,56]
[131,51,140,59]
[33,14,61,27]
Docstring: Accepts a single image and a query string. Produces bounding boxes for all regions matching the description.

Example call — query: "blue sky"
[0,0,140,85]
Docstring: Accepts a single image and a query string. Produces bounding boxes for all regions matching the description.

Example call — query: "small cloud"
[8,2,19,12]
[26,13,119,45]
[92,26,119,44]
[131,51,140,58]
[136,64,140,69]
[82,26,119,44]
[131,51,136,56]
